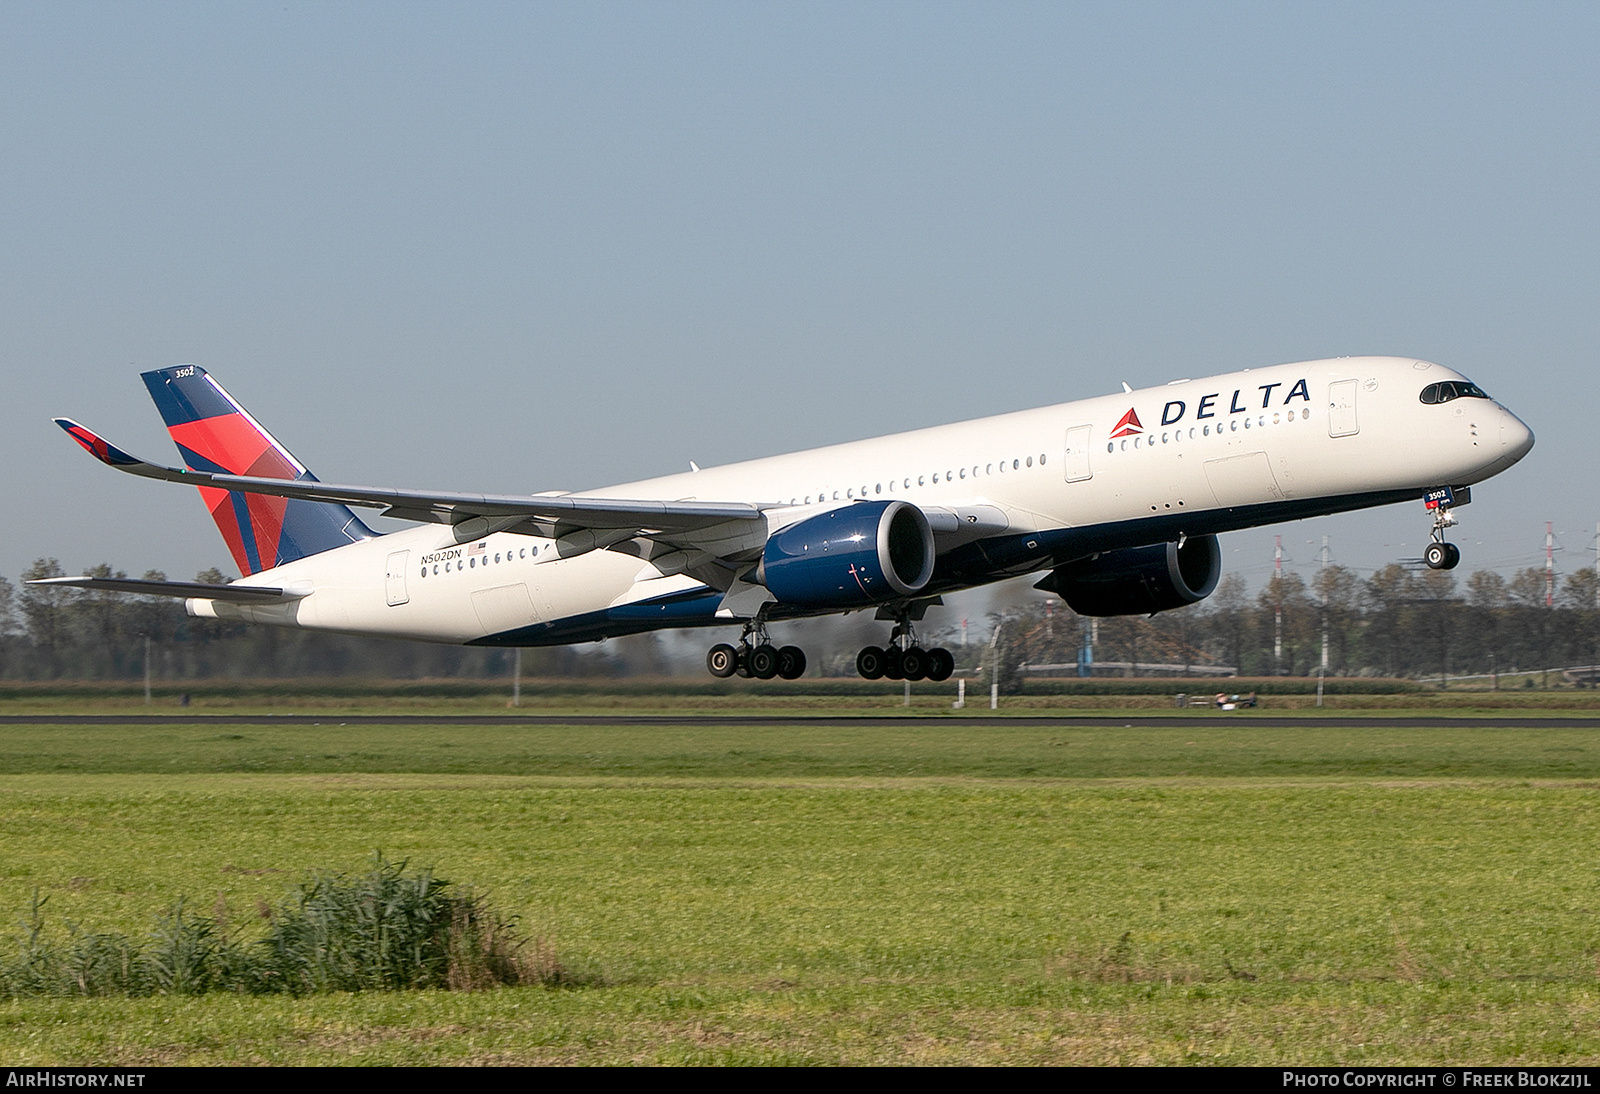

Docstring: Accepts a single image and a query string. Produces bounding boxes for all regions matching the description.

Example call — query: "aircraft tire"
[706,643,738,678]
[856,646,888,680]
[926,647,955,682]
[1443,542,1461,570]
[777,646,807,680]
[883,646,905,680]
[1425,543,1450,570]
[900,646,928,681]
[749,644,780,680]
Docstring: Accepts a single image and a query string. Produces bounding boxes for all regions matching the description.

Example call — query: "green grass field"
[1,709,1598,1064]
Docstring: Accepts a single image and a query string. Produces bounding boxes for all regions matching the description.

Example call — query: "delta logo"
[1110,408,1144,438]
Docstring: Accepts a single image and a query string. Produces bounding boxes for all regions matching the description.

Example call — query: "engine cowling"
[1035,535,1222,617]
[762,500,936,609]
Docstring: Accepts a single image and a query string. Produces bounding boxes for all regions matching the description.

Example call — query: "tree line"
[0,557,1595,683]
[992,563,1600,686]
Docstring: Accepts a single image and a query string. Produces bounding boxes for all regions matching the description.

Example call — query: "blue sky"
[1,2,1594,594]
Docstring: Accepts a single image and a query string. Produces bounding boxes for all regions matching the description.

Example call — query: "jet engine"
[1035,535,1222,617]
[761,500,936,609]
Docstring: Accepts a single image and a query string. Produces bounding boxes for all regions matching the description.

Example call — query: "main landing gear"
[705,621,807,680]
[855,618,955,682]
[1423,490,1463,571]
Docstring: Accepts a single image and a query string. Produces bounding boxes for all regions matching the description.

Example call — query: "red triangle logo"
[1110,407,1143,438]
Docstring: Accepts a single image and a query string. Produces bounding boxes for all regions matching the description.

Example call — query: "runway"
[2,714,1598,729]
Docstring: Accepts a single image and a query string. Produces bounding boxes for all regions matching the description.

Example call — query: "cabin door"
[384,551,410,607]
[1063,424,1093,482]
[1328,380,1359,437]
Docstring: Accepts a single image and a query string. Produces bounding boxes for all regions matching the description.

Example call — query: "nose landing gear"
[855,617,955,682]
[705,620,807,680]
[1422,487,1467,570]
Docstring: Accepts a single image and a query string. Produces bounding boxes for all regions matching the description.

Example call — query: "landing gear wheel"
[748,644,780,680]
[856,646,887,680]
[777,646,807,680]
[1442,542,1461,570]
[706,643,738,678]
[926,647,955,682]
[899,646,929,681]
[1425,542,1452,570]
[883,646,905,680]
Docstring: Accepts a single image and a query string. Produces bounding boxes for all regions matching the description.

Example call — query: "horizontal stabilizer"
[25,576,307,602]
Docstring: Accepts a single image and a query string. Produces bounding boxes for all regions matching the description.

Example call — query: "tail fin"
[141,365,375,575]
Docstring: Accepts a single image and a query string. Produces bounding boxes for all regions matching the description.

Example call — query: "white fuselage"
[192,357,1534,645]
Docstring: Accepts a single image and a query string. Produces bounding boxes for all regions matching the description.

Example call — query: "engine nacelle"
[762,500,936,609]
[1035,535,1222,617]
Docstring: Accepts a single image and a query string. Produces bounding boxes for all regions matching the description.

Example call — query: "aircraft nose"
[1499,407,1534,463]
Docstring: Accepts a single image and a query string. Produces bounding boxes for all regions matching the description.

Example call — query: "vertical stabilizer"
[141,365,375,575]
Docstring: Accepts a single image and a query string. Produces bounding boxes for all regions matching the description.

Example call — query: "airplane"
[40,357,1533,681]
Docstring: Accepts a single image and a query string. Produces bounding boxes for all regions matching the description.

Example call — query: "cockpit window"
[1419,380,1491,405]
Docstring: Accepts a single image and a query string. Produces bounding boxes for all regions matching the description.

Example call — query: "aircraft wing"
[55,418,766,538]
[26,576,307,602]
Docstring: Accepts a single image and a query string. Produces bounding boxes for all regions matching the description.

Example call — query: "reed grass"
[0,854,564,998]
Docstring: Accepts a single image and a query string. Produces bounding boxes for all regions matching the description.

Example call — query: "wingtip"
[54,418,141,467]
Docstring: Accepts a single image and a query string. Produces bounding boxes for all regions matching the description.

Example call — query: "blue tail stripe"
[142,367,236,426]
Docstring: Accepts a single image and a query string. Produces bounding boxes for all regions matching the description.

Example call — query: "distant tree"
[20,559,74,677]
[1256,571,1315,674]
[1559,570,1599,612]
[1312,564,1359,674]
[1362,564,1412,676]
[1210,572,1249,673]
[1466,570,1508,609]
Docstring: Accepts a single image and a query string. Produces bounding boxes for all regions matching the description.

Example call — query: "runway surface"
[1,714,1597,729]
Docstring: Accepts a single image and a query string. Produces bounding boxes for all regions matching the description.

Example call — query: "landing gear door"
[1328,380,1359,437]
[1064,424,1093,482]
[384,550,410,607]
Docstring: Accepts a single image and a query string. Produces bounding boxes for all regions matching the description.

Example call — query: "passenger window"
[987,463,993,473]
[875,483,882,494]
[1027,456,1033,466]
[419,568,426,579]
[1013,458,1020,469]
[1039,454,1045,464]
[433,564,439,574]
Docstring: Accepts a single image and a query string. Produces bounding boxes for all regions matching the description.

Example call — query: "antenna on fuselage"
[1120,382,1132,394]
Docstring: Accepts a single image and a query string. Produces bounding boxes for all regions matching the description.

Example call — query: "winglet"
[54,418,146,468]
